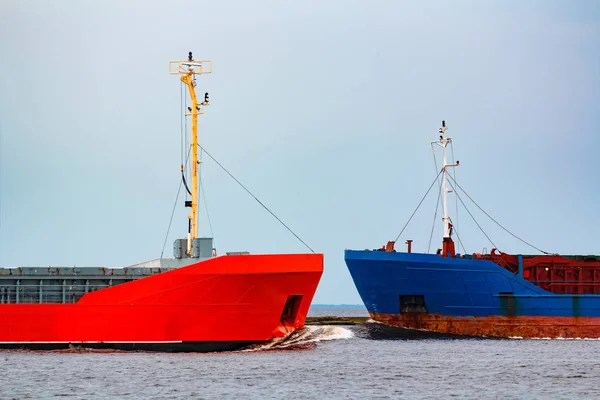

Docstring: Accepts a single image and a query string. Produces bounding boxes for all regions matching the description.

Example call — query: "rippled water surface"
[2,306,599,399]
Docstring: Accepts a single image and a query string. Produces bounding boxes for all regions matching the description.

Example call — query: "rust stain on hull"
[372,313,600,339]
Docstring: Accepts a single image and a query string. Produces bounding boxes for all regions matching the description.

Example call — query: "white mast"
[440,121,451,238]
[433,121,459,253]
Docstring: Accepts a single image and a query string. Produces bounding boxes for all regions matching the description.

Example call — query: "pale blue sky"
[0,1,598,304]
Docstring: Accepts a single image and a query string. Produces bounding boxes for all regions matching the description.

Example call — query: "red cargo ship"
[0,53,323,352]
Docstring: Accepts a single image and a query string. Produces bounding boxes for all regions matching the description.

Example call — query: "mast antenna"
[170,52,212,256]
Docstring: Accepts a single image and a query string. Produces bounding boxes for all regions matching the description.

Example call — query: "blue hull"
[345,250,600,338]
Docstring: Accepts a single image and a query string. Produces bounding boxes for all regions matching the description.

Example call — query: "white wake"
[243,325,354,352]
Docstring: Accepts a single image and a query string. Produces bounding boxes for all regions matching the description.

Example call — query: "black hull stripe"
[0,341,260,353]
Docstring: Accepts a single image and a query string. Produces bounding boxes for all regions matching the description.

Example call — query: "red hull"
[0,254,323,351]
[372,312,600,339]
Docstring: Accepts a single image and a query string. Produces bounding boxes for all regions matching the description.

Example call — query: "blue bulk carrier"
[345,121,600,339]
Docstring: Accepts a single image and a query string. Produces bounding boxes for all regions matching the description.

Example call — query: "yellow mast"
[170,52,212,256]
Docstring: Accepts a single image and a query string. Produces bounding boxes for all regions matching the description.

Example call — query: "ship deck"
[0,257,205,304]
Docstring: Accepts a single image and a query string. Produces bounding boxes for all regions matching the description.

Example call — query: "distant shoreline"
[309,304,365,308]
[305,316,369,325]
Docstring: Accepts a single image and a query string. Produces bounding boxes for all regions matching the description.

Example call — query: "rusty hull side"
[371,312,600,339]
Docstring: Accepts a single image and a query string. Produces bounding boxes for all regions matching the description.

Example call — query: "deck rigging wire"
[446,174,550,254]
[180,82,184,167]
[448,216,467,254]
[396,168,546,255]
[427,181,443,253]
[160,146,192,258]
[446,178,499,250]
[198,144,315,254]
[394,170,443,243]
[431,143,442,191]
[198,148,214,238]
[160,179,183,259]
[449,141,465,253]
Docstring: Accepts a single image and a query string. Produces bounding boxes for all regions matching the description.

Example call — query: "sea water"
[1,305,599,399]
